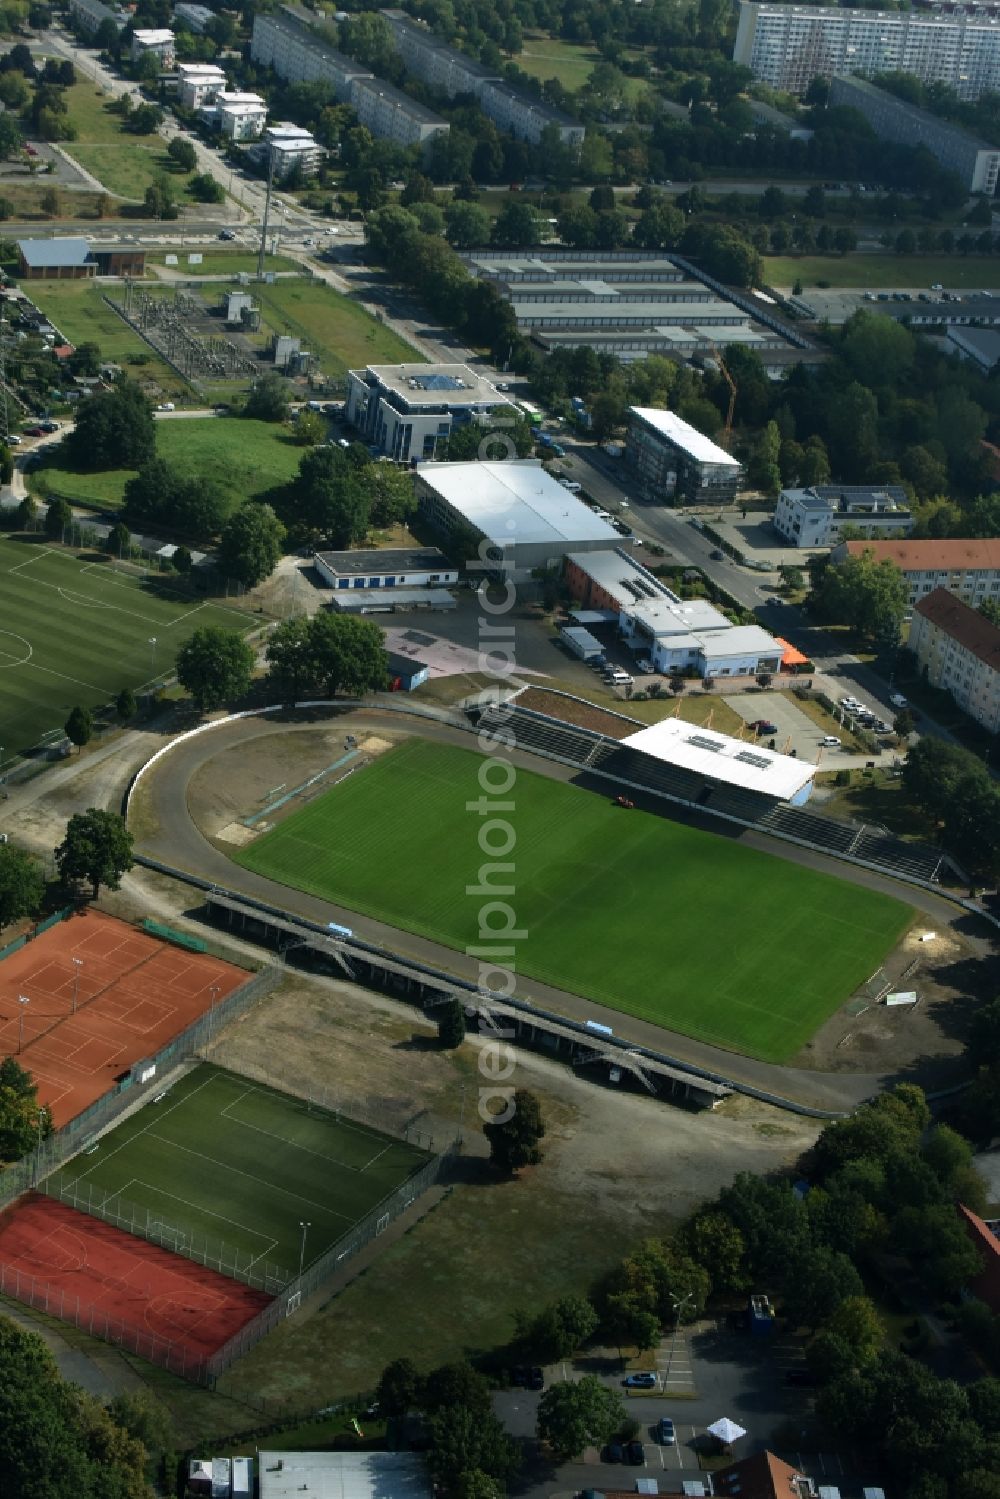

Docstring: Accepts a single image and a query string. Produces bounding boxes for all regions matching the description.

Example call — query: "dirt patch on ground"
[515,685,641,738]
[789,918,990,1080]
[187,727,403,844]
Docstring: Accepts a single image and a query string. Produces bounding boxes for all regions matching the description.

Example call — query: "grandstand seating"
[469,704,951,885]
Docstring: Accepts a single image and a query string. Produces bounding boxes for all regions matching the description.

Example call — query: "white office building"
[626,407,742,506]
[773,484,913,548]
[177,62,227,111]
[207,91,268,141]
[414,460,620,578]
[618,592,783,678]
[346,363,517,464]
[734,1,1000,99]
[131,28,175,68]
[348,76,450,157]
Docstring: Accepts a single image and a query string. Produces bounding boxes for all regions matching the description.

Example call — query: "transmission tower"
[0,307,9,448]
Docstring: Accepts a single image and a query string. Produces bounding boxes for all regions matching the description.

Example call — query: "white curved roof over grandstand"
[623,717,815,799]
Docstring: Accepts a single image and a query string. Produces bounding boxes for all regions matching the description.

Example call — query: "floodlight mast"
[257,146,275,282]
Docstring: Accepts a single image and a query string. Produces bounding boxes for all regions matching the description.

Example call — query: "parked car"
[710,548,725,560]
[890,692,908,708]
[527,1367,544,1390]
[749,719,778,735]
[636,659,654,674]
[218,228,237,240]
[38,421,59,433]
[156,403,175,413]
[657,1417,676,1445]
[821,735,841,748]
[626,1442,646,1466]
[509,1365,528,1387]
[22,425,45,436]
[622,1373,657,1389]
[7,434,22,444]
[602,1442,624,1464]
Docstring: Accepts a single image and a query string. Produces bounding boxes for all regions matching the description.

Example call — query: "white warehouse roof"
[623,717,815,800]
[419,461,620,546]
[259,1453,432,1499]
[630,407,740,469]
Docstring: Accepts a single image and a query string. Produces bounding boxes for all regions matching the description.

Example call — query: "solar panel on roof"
[414,373,464,391]
[687,734,723,753]
[735,751,772,770]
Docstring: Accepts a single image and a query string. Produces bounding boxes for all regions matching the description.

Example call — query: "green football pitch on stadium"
[0,538,254,760]
[235,739,914,1064]
[44,1064,430,1282]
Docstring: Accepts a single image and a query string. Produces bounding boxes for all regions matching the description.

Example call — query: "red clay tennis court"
[0,911,246,1127]
[0,1194,271,1375]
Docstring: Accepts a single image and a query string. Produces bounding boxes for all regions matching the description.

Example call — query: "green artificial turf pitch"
[235,740,914,1063]
[45,1064,430,1282]
[0,539,253,760]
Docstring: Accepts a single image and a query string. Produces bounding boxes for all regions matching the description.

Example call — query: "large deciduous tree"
[65,379,155,471]
[0,1057,51,1162]
[810,548,907,645]
[56,809,134,898]
[265,614,388,700]
[0,845,45,932]
[483,1088,545,1174]
[537,1375,625,1462]
[175,627,255,711]
[218,502,285,587]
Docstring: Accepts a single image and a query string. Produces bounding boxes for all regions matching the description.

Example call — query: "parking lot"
[725,691,878,769]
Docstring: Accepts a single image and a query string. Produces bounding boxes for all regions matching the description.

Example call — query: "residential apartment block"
[773,484,913,548]
[212,92,268,141]
[174,3,215,32]
[257,124,324,180]
[828,76,1000,194]
[383,9,585,146]
[66,0,125,33]
[831,538,1000,606]
[250,8,448,156]
[177,62,226,111]
[349,77,451,157]
[734,1,1000,99]
[625,407,742,506]
[131,28,175,68]
[250,8,374,101]
[908,587,1000,732]
[346,363,517,464]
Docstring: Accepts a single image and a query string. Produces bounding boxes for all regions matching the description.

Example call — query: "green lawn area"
[517,34,600,91]
[253,280,423,383]
[31,416,304,513]
[44,1063,429,1283]
[765,254,1000,290]
[64,80,197,200]
[149,251,301,278]
[235,740,914,1062]
[21,281,188,400]
[0,537,255,759]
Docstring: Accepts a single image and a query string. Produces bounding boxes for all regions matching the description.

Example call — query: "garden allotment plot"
[46,1064,430,1281]
[236,740,914,1064]
[0,540,253,759]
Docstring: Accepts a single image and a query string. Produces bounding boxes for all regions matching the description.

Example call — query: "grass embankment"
[765,254,1000,290]
[253,279,424,383]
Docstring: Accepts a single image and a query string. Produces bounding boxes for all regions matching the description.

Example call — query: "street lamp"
[17,994,29,1053]
[148,636,157,674]
[208,984,220,1040]
[297,1220,311,1280]
[71,957,83,1014]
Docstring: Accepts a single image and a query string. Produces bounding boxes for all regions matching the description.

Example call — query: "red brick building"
[958,1204,1000,1311]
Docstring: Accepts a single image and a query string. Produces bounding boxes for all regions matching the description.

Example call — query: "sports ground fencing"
[0,964,281,1216]
[0,1261,209,1381]
[203,1142,453,1382]
[37,1176,291,1296]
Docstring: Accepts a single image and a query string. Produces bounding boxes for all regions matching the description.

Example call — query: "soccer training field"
[0,539,253,760]
[44,1064,430,1284]
[235,740,914,1064]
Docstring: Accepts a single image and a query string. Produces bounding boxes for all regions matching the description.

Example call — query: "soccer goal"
[149,1221,189,1253]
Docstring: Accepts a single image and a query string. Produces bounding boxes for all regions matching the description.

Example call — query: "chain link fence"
[37,1176,290,1295]
[0,1261,208,1381]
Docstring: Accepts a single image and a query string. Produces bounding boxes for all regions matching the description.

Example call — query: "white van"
[606,670,633,686]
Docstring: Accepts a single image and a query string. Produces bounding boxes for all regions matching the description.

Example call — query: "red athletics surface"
[0,911,246,1127]
[0,1194,271,1361]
